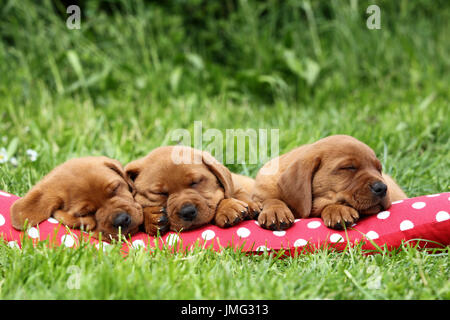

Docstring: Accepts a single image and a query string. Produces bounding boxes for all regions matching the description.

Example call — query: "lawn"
[0,0,448,300]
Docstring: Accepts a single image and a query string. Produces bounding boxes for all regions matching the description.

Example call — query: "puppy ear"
[104,158,136,195]
[278,154,321,218]
[124,159,143,183]
[202,151,234,198]
[10,187,62,230]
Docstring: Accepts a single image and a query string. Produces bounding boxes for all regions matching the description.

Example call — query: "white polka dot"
[294,239,307,247]
[426,194,440,197]
[294,219,301,223]
[366,231,379,240]
[256,245,270,252]
[132,239,146,249]
[436,211,449,222]
[61,234,76,247]
[47,217,59,224]
[392,200,403,204]
[377,211,390,220]
[166,233,181,246]
[0,214,5,226]
[0,191,11,197]
[273,230,286,237]
[201,230,216,241]
[254,220,259,226]
[27,227,39,239]
[411,202,426,209]
[307,221,321,229]
[95,242,110,252]
[7,241,19,249]
[400,220,414,231]
[236,227,251,238]
[330,233,344,243]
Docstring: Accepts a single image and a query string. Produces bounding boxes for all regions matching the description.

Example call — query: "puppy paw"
[143,206,170,236]
[214,198,248,228]
[53,210,97,232]
[321,204,359,229]
[246,200,263,220]
[257,199,295,230]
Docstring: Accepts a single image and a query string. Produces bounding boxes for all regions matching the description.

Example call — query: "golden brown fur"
[10,156,143,240]
[252,135,407,230]
[124,146,261,235]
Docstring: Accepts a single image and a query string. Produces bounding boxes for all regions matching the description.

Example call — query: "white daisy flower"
[10,157,18,167]
[0,148,8,164]
[26,149,38,162]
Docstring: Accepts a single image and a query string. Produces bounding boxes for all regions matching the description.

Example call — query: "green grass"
[0,237,448,300]
[0,0,449,299]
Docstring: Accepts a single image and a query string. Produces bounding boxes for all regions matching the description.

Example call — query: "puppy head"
[278,135,391,217]
[91,158,143,239]
[11,157,143,240]
[125,146,233,232]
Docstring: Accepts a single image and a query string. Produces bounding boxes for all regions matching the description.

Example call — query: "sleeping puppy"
[10,156,143,240]
[124,146,261,235]
[252,135,407,230]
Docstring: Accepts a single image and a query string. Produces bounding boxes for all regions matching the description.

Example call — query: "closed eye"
[107,181,122,196]
[112,183,121,193]
[340,166,357,171]
[190,178,204,188]
[148,186,168,197]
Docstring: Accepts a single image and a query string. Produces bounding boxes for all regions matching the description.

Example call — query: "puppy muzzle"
[370,181,387,198]
[178,203,198,221]
[113,212,132,229]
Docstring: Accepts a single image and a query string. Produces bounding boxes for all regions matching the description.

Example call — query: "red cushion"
[1,190,449,254]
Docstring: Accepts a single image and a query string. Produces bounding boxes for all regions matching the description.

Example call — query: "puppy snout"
[113,212,132,229]
[370,181,387,198]
[178,204,198,221]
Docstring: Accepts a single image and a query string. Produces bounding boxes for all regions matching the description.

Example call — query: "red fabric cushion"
[1,190,449,254]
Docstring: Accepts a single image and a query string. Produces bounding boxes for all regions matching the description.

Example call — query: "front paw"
[321,204,359,229]
[143,206,170,236]
[246,200,263,220]
[214,198,248,228]
[53,210,97,232]
[258,199,294,230]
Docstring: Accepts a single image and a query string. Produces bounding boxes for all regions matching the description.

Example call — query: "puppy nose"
[370,181,387,198]
[113,212,131,229]
[178,204,197,221]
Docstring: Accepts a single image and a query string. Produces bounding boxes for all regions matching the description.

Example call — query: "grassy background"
[0,0,448,299]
